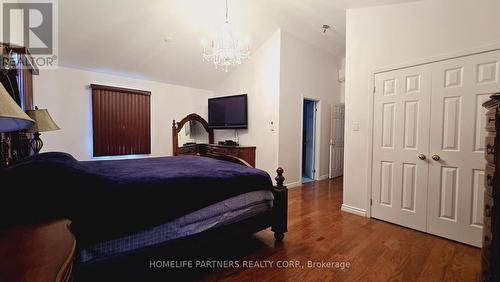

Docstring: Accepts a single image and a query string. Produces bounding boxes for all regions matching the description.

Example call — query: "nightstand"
[0,220,76,282]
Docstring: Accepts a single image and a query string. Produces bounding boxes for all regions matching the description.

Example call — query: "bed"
[0,151,288,275]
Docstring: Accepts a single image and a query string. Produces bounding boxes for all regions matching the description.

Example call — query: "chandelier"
[202,0,250,72]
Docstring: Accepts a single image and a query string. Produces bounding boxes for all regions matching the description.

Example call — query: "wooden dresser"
[0,220,76,282]
[179,144,256,167]
[482,94,500,281]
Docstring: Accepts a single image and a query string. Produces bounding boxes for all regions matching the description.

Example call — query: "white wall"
[33,67,213,161]
[344,0,500,214]
[213,29,281,177]
[279,31,341,186]
[213,29,341,183]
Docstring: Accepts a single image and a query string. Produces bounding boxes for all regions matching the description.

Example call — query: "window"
[91,84,151,157]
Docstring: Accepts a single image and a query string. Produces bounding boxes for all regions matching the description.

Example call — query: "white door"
[330,104,345,178]
[426,51,500,247]
[372,65,432,232]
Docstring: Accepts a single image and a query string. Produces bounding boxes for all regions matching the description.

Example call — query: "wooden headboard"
[0,43,39,168]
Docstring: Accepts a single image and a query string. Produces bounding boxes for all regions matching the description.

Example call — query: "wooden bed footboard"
[272,167,288,241]
[201,152,252,167]
[203,153,288,241]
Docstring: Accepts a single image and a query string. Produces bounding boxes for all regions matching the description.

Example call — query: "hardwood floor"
[200,178,481,282]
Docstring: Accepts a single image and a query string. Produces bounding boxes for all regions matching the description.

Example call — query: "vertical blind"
[91,84,151,157]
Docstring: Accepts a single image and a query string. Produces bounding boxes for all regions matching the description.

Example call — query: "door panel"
[427,50,500,247]
[330,104,345,178]
[303,100,315,179]
[372,65,431,232]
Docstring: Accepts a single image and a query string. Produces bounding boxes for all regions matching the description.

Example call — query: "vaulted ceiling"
[59,0,417,90]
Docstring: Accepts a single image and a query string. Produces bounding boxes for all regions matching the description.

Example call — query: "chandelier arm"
[225,0,229,23]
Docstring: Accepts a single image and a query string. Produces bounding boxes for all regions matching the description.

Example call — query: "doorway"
[302,99,317,183]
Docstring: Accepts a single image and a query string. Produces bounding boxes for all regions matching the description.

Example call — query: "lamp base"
[31,132,43,155]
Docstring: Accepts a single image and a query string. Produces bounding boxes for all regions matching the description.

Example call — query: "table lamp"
[0,83,34,166]
[0,84,34,132]
[25,107,60,154]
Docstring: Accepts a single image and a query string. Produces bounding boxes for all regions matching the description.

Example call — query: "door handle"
[432,155,441,161]
[418,154,426,160]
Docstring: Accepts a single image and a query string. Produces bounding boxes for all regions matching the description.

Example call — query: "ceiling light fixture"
[202,0,250,72]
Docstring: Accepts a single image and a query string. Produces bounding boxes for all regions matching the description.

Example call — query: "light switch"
[352,122,360,131]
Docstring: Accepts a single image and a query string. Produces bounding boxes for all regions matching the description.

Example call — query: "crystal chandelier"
[202,0,250,72]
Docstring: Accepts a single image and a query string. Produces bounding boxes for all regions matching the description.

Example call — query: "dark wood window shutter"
[91,84,151,157]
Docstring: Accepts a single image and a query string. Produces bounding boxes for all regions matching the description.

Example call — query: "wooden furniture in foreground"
[172,113,257,167]
[0,220,76,282]
[482,94,500,281]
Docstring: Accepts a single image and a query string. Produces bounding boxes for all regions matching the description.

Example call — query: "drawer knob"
[487,144,495,155]
[485,205,492,217]
[487,175,494,187]
[485,235,491,246]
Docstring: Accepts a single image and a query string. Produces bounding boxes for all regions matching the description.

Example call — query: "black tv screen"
[208,94,248,129]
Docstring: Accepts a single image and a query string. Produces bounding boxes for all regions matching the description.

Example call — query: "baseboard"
[318,174,329,181]
[341,204,367,217]
[285,181,302,189]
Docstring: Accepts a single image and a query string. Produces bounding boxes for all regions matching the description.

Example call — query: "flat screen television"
[208,94,248,129]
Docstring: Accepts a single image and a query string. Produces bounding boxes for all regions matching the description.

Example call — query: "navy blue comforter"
[0,152,273,244]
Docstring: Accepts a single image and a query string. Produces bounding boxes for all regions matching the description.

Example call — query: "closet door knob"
[432,155,441,161]
[418,154,426,160]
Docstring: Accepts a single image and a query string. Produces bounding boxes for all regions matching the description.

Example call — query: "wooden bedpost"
[272,167,288,241]
[172,120,179,156]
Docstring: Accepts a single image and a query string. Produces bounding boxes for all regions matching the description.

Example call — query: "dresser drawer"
[484,191,494,228]
[179,145,199,155]
[485,164,495,195]
[485,136,496,164]
[482,252,491,282]
[486,109,497,132]
[213,147,239,156]
[482,220,493,261]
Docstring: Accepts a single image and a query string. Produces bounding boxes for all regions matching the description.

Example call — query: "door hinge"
[370,199,373,206]
[373,86,376,94]
[313,169,316,173]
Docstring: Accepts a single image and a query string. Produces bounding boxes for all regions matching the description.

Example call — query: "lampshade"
[25,107,60,133]
[0,83,34,132]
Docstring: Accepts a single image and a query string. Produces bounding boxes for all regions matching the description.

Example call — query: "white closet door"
[427,50,500,247]
[372,65,432,232]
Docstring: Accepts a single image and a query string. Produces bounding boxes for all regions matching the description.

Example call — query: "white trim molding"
[374,42,500,74]
[286,181,302,189]
[341,204,367,217]
[318,174,330,181]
